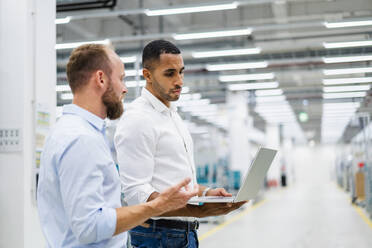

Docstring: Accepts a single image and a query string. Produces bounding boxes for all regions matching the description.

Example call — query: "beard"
[152,78,181,102]
[102,82,124,120]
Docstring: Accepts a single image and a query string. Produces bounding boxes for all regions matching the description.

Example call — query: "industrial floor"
[198,147,372,248]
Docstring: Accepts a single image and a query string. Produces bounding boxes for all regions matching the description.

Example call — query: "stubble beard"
[102,81,124,120]
[152,78,181,102]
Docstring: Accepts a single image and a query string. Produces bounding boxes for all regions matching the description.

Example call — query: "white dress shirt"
[114,88,197,221]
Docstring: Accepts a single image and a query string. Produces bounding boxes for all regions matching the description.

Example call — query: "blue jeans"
[129,225,199,248]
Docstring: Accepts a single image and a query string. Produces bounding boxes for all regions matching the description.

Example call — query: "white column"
[227,91,251,174]
[0,0,55,247]
[266,124,281,181]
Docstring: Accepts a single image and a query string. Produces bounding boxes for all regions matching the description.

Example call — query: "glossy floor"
[198,147,372,248]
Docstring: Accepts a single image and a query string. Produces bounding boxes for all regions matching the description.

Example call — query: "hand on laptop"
[205,188,232,197]
[188,201,247,218]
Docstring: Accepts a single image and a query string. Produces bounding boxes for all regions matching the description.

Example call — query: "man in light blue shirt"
[37,44,198,248]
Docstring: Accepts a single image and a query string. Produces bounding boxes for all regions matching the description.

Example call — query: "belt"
[144,219,199,231]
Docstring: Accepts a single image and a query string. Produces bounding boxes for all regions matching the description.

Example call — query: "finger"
[173,178,191,192]
[220,188,232,197]
[185,185,199,198]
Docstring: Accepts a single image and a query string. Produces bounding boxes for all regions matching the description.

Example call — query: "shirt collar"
[141,87,178,113]
[63,104,105,132]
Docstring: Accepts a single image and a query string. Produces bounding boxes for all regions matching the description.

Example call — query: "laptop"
[188,147,277,203]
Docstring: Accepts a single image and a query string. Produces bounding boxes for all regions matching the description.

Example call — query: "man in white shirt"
[114,40,245,247]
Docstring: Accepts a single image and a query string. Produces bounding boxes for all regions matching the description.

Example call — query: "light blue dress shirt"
[37,104,127,248]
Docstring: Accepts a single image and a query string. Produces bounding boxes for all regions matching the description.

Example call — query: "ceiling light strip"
[323,85,370,93]
[192,48,261,58]
[323,91,367,99]
[56,39,110,50]
[322,77,372,85]
[324,20,372,28]
[145,2,238,16]
[322,55,372,63]
[220,73,274,82]
[206,61,267,71]
[323,40,372,49]
[323,67,372,75]
[173,28,252,40]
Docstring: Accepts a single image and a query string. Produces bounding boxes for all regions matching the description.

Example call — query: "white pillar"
[227,91,251,174]
[0,0,55,247]
[266,124,281,181]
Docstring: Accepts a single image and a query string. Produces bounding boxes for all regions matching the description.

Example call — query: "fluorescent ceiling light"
[120,56,138,63]
[55,39,110,50]
[323,67,372,75]
[255,108,292,113]
[61,93,73,100]
[192,48,261,58]
[177,99,210,107]
[125,80,146,88]
[259,112,294,117]
[323,85,370,93]
[255,89,283,96]
[206,61,267,71]
[173,28,252,40]
[323,91,367,99]
[323,109,358,114]
[55,17,71,24]
[324,20,372,28]
[179,93,202,101]
[125,69,143,77]
[323,55,372,63]
[56,84,71,92]
[220,73,275,82]
[323,40,372,49]
[323,102,360,109]
[255,95,286,103]
[145,2,238,16]
[322,77,372,85]
[228,82,278,91]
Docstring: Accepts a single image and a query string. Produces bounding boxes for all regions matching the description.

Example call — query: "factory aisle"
[198,146,372,248]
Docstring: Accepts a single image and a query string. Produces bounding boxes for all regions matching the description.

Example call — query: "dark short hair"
[66,44,112,93]
[142,40,181,70]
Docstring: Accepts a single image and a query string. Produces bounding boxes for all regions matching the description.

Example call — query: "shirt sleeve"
[58,135,117,245]
[114,112,157,206]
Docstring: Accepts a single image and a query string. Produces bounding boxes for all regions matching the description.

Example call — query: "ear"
[94,70,107,89]
[142,68,152,84]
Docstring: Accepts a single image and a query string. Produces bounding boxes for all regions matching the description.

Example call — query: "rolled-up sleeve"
[114,113,157,206]
[58,136,117,245]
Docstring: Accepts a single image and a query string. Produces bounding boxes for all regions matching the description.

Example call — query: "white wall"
[0,0,55,247]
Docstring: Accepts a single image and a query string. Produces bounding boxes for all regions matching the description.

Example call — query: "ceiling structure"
[56,0,372,144]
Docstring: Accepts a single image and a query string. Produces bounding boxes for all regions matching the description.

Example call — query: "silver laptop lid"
[234,147,277,202]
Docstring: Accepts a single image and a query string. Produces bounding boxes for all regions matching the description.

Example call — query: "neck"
[72,93,106,119]
[145,85,170,108]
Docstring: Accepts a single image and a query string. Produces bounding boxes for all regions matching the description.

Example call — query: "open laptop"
[188,147,277,203]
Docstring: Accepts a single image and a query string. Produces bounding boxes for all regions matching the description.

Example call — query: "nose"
[122,84,128,94]
[174,74,183,87]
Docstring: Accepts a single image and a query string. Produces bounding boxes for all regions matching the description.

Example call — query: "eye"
[165,72,174,77]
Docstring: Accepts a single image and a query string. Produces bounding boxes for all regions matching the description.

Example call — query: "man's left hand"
[206,188,232,197]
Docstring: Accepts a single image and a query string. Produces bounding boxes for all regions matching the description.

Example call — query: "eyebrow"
[163,67,185,73]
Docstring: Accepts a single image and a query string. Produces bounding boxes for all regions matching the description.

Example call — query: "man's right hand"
[151,178,198,215]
